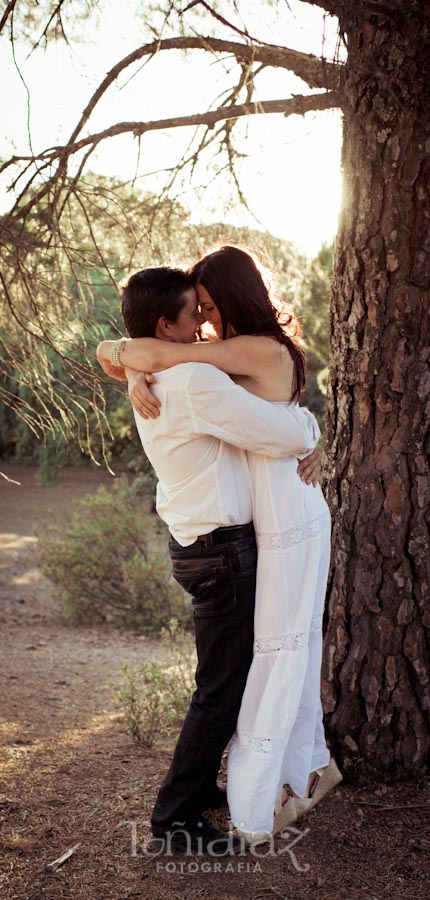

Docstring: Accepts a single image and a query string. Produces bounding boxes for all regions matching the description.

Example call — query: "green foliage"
[295,242,333,430]
[296,242,333,365]
[117,619,196,748]
[0,176,161,468]
[1,167,333,467]
[38,476,190,633]
[301,350,328,429]
[36,434,69,485]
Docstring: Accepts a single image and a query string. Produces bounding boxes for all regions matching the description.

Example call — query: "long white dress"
[227,402,331,836]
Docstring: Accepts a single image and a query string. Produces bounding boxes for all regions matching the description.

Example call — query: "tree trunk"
[323,2,430,780]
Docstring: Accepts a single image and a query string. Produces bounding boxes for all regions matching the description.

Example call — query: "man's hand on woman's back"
[297,447,321,487]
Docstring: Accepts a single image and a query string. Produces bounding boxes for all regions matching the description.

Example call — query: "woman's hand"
[128,371,161,419]
[96,340,128,382]
[297,447,321,487]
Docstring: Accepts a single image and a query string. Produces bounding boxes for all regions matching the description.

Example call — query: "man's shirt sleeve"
[183,364,320,458]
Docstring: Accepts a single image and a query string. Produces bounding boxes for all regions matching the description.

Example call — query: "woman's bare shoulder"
[227,334,286,356]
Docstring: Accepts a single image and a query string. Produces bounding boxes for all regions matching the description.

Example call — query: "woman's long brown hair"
[190,245,305,401]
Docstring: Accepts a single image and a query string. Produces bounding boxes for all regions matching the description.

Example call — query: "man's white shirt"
[133,363,320,546]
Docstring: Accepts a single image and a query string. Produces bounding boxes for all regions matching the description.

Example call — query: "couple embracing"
[97,245,341,854]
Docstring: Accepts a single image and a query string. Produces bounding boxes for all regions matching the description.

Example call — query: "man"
[96,267,320,854]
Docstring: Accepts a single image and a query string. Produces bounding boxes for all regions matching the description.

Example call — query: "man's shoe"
[202,785,228,810]
[151,816,241,855]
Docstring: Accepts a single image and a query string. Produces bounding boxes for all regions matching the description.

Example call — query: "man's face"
[167,288,203,343]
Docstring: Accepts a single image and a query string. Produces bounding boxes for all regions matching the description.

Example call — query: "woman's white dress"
[227,402,331,836]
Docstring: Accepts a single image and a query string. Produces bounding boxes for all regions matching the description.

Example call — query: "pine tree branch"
[304,0,425,14]
[0,0,18,34]
[67,36,341,146]
[304,1,340,13]
[3,91,340,230]
[35,91,343,161]
[31,0,70,52]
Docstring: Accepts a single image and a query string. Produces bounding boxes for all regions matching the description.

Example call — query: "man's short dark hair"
[120,267,193,338]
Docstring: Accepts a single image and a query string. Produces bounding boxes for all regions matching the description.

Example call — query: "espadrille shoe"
[294,758,342,817]
[272,787,299,834]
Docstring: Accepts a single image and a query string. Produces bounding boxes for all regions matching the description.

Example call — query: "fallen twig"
[46,842,81,871]
[348,801,430,810]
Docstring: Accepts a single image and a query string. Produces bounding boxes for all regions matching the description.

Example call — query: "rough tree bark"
[323,1,430,779]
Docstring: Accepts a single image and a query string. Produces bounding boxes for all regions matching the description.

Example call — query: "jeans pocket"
[171,557,229,618]
[231,544,258,580]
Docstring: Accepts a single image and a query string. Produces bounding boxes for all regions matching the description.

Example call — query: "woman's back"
[231,338,297,402]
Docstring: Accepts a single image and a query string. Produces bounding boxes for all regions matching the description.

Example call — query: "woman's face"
[196,283,236,340]
[196,284,223,339]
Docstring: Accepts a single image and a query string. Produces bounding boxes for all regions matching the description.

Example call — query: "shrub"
[38,476,191,633]
[117,619,196,747]
[36,434,69,485]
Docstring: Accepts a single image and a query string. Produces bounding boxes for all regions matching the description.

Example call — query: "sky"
[1,1,344,257]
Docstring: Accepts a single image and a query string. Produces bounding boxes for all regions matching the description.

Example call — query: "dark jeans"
[151,526,257,830]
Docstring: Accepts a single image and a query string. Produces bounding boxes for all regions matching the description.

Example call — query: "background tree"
[1,0,428,776]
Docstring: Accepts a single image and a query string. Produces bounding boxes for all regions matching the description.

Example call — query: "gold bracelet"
[111,338,126,368]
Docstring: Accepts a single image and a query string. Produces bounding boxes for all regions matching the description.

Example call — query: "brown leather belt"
[196,522,255,546]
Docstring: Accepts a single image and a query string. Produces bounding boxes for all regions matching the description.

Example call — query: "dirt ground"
[1,464,429,900]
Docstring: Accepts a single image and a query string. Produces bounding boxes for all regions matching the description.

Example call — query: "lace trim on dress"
[238,731,285,755]
[255,632,307,653]
[256,511,331,551]
[254,614,323,654]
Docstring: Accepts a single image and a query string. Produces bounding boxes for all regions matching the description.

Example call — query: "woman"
[98,245,341,841]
